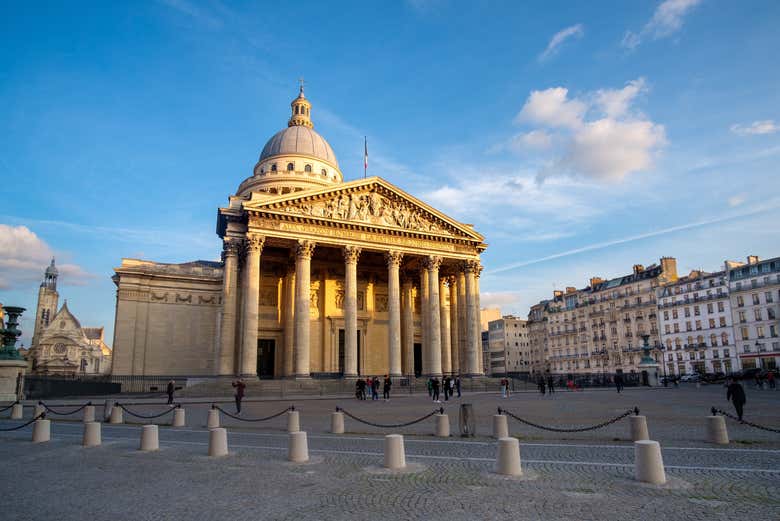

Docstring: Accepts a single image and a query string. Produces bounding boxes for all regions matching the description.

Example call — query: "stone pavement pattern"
[1,386,779,520]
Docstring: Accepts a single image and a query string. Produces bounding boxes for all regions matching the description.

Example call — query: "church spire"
[288,79,313,128]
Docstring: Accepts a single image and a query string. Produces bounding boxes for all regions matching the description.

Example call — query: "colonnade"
[218,234,483,378]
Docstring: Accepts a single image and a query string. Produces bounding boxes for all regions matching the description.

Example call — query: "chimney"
[553,290,563,299]
[633,264,644,274]
[565,286,576,294]
[589,277,603,288]
[747,255,760,265]
[660,257,678,282]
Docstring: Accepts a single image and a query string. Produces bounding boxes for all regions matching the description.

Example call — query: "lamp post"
[0,306,27,402]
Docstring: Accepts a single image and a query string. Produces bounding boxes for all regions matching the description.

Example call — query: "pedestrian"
[768,371,776,390]
[427,378,433,398]
[432,377,441,403]
[455,376,461,398]
[166,379,175,405]
[356,379,365,400]
[442,375,450,401]
[372,376,380,400]
[614,373,624,393]
[232,378,246,414]
[366,377,372,397]
[500,378,507,398]
[383,375,392,401]
[539,377,546,395]
[726,377,746,421]
[547,374,555,394]
[755,374,763,390]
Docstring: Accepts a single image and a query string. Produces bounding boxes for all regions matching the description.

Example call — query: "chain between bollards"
[39,401,92,416]
[212,404,295,422]
[0,412,46,431]
[498,406,639,433]
[710,407,780,433]
[336,406,444,428]
[116,403,179,419]
[0,401,19,414]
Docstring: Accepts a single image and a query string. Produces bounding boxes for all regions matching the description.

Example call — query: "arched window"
[304,164,312,172]
[271,164,277,172]
[721,332,729,345]
[710,334,717,347]
[665,339,672,350]
[295,106,299,114]
[321,169,327,176]
[259,168,264,175]
[287,163,294,171]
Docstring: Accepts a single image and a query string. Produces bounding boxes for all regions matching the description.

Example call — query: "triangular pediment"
[39,302,88,344]
[242,177,484,243]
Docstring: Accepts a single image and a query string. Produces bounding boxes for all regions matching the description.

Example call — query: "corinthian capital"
[342,245,361,265]
[223,238,241,257]
[245,234,265,254]
[296,240,316,260]
[385,250,403,268]
[423,255,442,272]
[462,259,479,274]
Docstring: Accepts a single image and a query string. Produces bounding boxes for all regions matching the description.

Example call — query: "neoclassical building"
[112,87,487,379]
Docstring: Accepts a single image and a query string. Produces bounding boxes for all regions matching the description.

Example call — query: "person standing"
[432,377,441,403]
[538,377,546,395]
[443,375,450,401]
[546,374,555,394]
[614,373,624,393]
[768,371,776,390]
[372,376,380,400]
[427,378,433,398]
[500,378,507,398]
[232,378,246,414]
[455,376,461,398]
[383,375,392,401]
[726,377,747,421]
[166,379,175,405]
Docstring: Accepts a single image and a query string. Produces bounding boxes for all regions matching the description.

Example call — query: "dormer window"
[287,163,294,171]
[304,164,312,173]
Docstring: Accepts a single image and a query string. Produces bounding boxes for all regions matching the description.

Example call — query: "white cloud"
[516,87,587,129]
[622,0,702,49]
[481,291,523,311]
[0,224,92,290]
[539,24,584,61]
[512,79,666,182]
[730,120,779,136]
[728,194,746,207]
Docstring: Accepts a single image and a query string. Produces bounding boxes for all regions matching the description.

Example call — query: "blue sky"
[1,0,779,346]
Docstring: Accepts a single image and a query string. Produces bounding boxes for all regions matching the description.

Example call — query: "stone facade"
[486,316,528,376]
[111,88,487,378]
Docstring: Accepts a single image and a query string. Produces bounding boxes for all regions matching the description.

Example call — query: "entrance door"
[257,339,275,379]
[414,343,422,377]
[338,329,361,376]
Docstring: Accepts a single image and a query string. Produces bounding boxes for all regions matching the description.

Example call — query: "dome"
[259,125,339,170]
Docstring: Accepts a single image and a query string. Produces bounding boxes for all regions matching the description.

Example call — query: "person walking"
[546,374,555,394]
[614,373,624,393]
[538,377,546,395]
[432,377,441,403]
[500,378,507,398]
[442,375,450,401]
[232,378,246,414]
[455,376,461,398]
[372,376,380,400]
[449,376,456,398]
[383,375,392,401]
[166,379,175,405]
[768,371,776,390]
[427,378,433,398]
[726,377,747,421]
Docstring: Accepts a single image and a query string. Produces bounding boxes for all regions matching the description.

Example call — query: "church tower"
[32,258,59,347]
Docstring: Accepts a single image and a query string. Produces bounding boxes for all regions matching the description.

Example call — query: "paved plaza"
[1,385,779,520]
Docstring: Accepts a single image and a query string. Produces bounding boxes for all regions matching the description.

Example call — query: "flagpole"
[363,136,367,179]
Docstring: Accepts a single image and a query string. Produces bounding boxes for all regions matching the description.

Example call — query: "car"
[680,373,701,382]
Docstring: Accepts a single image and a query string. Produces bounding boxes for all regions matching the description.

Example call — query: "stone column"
[343,246,361,377]
[401,277,414,375]
[240,234,264,376]
[457,271,467,374]
[439,276,452,375]
[294,240,315,378]
[420,268,429,371]
[386,251,403,376]
[449,276,460,375]
[283,262,295,377]
[474,263,484,375]
[464,260,479,376]
[426,256,443,377]
[218,239,240,375]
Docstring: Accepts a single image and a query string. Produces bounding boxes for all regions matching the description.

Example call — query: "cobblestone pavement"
[2,386,778,520]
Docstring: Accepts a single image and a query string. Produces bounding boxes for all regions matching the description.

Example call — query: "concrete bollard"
[11,403,23,420]
[330,411,344,434]
[109,406,124,424]
[83,422,101,447]
[634,440,666,485]
[207,408,220,429]
[287,410,300,433]
[493,414,509,439]
[384,434,406,470]
[172,408,186,427]
[706,415,729,445]
[32,419,51,443]
[34,404,45,419]
[140,425,159,451]
[435,413,450,437]
[630,415,649,441]
[496,437,523,476]
[288,431,309,463]
[208,427,228,457]
[83,405,95,423]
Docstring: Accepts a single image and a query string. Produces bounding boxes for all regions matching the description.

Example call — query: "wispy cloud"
[159,0,224,29]
[622,0,702,50]
[730,120,779,136]
[486,198,780,275]
[539,24,584,61]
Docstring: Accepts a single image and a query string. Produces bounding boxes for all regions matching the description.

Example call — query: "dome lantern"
[288,79,313,128]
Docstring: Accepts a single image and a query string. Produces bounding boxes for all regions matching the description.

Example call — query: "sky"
[1,0,779,347]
